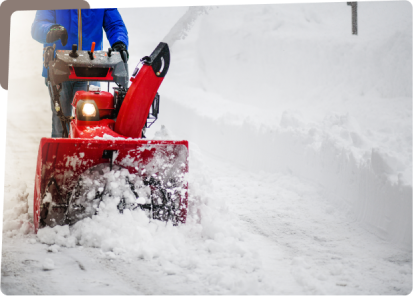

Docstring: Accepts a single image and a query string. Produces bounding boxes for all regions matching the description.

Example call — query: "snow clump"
[42,258,55,270]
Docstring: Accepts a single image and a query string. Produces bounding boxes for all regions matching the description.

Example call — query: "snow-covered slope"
[2,3,412,294]
[159,1,412,247]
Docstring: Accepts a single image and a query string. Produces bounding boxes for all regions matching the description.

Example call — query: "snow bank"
[3,182,33,237]
[163,101,412,247]
[159,2,412,248]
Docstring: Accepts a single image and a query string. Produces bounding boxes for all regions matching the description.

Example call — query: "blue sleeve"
[103,9,129,48]
[31,10,57,44]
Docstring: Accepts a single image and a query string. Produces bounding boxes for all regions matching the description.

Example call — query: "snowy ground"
[1,3,412,295]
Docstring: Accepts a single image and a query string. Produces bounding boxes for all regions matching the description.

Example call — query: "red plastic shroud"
[115,64,161,138]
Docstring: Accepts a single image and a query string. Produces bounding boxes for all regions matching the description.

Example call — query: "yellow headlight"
[82,103,96,117]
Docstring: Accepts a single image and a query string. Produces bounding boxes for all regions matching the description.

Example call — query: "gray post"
[347,2,358,35]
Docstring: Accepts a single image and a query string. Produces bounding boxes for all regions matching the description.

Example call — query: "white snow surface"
[1,3,412,295]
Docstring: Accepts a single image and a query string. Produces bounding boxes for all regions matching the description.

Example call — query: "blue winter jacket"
[31,9,129,78]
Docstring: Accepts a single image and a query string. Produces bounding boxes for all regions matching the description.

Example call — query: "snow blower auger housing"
[34,42,188,233]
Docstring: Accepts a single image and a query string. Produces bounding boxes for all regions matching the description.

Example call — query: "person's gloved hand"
[46,25,68,46]
[112,41,129,63]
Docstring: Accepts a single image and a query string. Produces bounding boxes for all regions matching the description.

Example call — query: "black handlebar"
[121,51,128,64]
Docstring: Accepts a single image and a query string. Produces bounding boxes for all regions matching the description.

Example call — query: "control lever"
[108,47,112,57]
[88,42,95,60]
[69,44,79,58]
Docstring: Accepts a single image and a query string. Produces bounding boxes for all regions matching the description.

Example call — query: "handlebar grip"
[121,51,128,64]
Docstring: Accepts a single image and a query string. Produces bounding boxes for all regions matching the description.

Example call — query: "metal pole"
[347,2,358,35]
[78,9,82,50]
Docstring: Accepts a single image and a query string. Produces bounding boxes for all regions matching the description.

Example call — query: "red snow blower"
[34,42,188,233]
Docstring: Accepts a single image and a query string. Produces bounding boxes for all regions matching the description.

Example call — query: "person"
[31,9,129,137]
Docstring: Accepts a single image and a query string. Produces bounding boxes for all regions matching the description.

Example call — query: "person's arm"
[102,9,129,48]
[31,10,57,44]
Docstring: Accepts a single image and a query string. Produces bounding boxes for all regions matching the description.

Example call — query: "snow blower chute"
[34,42,188,233]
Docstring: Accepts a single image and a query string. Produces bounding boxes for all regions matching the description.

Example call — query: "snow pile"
[36,144,275,294]
[37,225,76,248]
[159,2,412,248]
[3,182,32,236]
